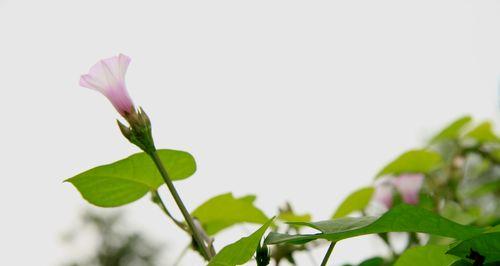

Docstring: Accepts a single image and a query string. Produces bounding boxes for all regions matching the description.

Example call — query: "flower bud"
[117,120,132,139]
[256,244,271,266]
[118,107,156,154]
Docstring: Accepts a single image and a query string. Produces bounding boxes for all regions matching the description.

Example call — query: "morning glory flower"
[373,174,424,210]
[79,54,134,117]
[392,174,424,205]
[373,179,394,209]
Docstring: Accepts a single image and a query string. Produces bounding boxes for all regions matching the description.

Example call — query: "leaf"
[66,149,196,207]
[467,180,500,197]
[430,116,472,144]
[332,187,374,218]
[342,257,384,266]
[343,257,385,266]
[394,245,461,266]
[376,149,443,178]
[192,193,269,235]
[358,257,385,266]
[278,212,312,223]
[447,233,500,264]
[465,122,499,143]
[449,261,473,266]
[487,224,500,233]
[440,201,479,225]
[208,219,274,266]
[264,204,485,245]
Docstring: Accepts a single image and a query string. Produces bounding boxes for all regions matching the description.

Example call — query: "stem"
[377,233,396,257]
[305,247,317,265]
[173,244,191,266]
[462,145,500,164]
[152,190,188,232]
[320,242,336,266]
[405,232,419,250]
[149,151,213,260]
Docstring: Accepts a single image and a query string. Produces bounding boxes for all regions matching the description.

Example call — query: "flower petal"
[79,54,134,117]
[79,74,105,92]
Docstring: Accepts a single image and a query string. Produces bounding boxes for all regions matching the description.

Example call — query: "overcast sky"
[1,0,499,265]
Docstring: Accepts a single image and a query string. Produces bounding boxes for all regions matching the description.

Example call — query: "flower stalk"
[80,54,214,261]
[148,149,213,260]
[151,190,188,232]
[119,108,213,261]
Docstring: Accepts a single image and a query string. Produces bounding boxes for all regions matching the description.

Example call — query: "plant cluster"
[68,54,500,265]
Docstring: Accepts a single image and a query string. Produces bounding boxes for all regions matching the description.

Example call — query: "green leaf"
[467,180,500,197]
[447,233,500,264]
[449,261,473,266]
[278,212,312,223]
[265,204,485,245]
[440,201,479,225]
[430,116,472,144]
[332,187,374,218]
[208,219,274,266]
[192,193,269,235]
[490,149,500,162]
[66,149,196,207]
[376,149,443,178]
[341,257,384,266]
[358,257,385,266]
[487,224,500,233]
[394,245,461,266]
[465,122,499,143]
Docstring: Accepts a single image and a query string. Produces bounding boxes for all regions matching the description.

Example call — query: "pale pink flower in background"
[392,174,424,205]
[373,180,394,209]
[372,174,424,210]
[79,54,135,117]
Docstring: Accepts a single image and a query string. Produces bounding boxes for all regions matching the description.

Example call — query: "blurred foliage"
[60,211,162,266]
[264,116,500,265]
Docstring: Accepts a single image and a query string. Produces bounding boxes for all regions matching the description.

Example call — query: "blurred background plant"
[263,116,500,266]
[60,210,163,266]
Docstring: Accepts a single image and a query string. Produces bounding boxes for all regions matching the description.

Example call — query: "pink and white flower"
[79,54,135,117]
[373,180,394,209]
[372,174,425,209]
[392,174,424,205]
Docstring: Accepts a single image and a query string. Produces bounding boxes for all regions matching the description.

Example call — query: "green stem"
[173,244,191,266]
[320,242,336,266]
[377,233,395,257]
[305,247,317,265]
[152,190,188,232]
[149,150,213,261]
[405,232,419,250]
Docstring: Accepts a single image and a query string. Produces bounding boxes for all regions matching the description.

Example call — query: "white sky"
[0,0,499,265]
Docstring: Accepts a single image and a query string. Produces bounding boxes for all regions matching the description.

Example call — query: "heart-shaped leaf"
[192,193,269,235]
[376,150,443,178]
[332,187,374,218]
[66,149,196,207]
[429,116,472,144]
[465,122,499,143]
